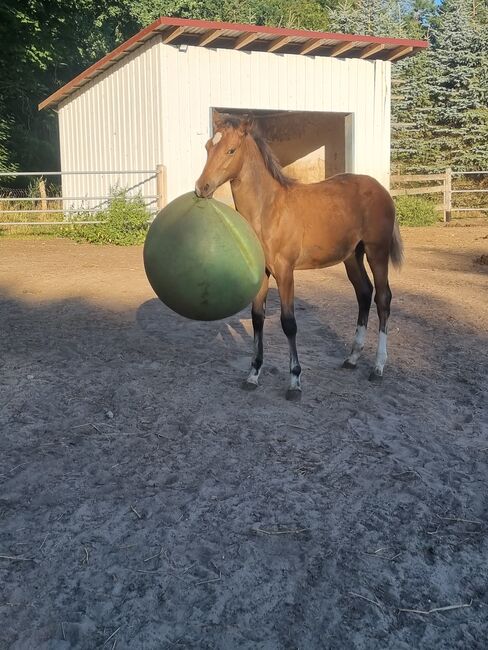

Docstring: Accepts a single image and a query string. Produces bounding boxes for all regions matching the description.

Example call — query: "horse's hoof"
[286,388,302,402]
[342,359,357,370]
[241,379,258,391]
[368,369,383,383]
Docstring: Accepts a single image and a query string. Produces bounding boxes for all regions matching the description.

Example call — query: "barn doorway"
[211,108,353,206]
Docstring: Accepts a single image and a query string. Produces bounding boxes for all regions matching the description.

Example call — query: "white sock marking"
[246,371,259,386]
[374,331,388,375]
[290,373,301,391]
[346,325,367,365]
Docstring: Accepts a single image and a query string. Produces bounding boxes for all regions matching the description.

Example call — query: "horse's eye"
[227,148,236,155]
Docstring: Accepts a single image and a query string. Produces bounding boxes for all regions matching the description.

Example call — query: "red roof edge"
[39,16,428,111]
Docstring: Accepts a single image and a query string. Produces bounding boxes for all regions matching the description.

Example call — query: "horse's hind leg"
[365,245,392,381]
[243,271,270,389]
[343,243,373,369]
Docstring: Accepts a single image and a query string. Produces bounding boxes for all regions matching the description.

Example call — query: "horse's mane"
[216,115,296,188]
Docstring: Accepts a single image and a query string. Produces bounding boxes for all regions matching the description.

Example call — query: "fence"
[390,169,488,223]
[0,166,167,227]
[2,166,486,227]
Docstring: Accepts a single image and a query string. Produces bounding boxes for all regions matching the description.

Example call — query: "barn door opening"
[211,108,353,206]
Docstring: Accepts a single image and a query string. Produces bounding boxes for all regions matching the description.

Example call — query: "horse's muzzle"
[195,180,214,199]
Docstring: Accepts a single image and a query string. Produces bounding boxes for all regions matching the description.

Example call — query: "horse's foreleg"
[276,265,302,400]
[244,271,270,389]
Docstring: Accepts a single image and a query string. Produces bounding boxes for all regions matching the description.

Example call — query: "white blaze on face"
[212,131,223,146]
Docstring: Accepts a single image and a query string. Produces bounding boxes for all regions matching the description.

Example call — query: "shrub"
[393,195,439,227]
[67,190,150,245]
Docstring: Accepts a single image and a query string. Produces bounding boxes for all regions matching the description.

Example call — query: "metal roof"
[39,16,428,110]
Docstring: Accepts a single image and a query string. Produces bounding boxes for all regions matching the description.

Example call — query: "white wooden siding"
[161,45,391,201]
[58,37,164,211]
[58,36,391,209]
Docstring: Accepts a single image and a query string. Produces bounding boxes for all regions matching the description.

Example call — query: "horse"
[195,115,403,400]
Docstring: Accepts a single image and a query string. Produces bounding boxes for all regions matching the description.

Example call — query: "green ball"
[143,192,266,321]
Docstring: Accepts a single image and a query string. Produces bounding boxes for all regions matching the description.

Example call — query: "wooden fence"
[0,167,167,227]
[391,169,488,223]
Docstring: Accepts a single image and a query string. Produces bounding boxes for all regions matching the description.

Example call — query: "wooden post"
[156,164,167,211]
[39,178,47,212]
[444,167,452,223]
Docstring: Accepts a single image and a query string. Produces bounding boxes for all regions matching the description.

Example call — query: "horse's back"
[296,173,394,217]
[321,172,390,195]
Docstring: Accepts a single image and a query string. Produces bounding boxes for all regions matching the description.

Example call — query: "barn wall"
[58,37,164,212]
[57,38,391,210]
[160,45,391,201]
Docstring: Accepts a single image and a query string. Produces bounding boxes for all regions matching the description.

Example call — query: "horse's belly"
[295,241,356,270]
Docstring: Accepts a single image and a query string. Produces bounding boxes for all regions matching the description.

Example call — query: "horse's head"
[195,115,253,198]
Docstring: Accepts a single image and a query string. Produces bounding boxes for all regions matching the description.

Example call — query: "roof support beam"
[198,29,224,47]
[299,38,325,55]
[234,32,259,50]
[162,26,186,44]
[359,43,385,59]
[267,36,292,53]
[329,41,356,57]
[386,45,414,61]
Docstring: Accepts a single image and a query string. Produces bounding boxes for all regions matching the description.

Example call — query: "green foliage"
[1,0,487,178]
[392,0,488,173]
[391,52,435,173]
[328,0,430,38]
[0,0,138,175]
[394,195,439,226]
[427,0,488,170]
[67,190,150,245]
[130,0,330,29]
[0,117,16,172]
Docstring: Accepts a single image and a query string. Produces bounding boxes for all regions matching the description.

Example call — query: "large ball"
[143,192,266,321]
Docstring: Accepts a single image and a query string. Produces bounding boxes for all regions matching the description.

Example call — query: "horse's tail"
[390,218,404,269]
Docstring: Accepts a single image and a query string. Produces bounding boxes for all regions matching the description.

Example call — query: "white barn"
[40,17,427,212]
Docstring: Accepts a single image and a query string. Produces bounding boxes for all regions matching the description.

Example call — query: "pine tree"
[391,52,436,173]
[427,0,488,170]
[329,0,408,37]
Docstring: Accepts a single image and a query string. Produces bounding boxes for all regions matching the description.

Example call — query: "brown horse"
[195,115,403,399]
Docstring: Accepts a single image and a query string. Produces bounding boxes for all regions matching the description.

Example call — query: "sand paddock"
[1,225,487,649]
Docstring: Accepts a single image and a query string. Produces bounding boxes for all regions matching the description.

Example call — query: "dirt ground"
[1,224,487,650]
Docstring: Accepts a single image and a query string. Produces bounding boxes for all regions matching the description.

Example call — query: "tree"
[328,0,423,38]
[391,52,435,173]
[129,0,331,30]
[0,0,138,174]
[426,0,488,170]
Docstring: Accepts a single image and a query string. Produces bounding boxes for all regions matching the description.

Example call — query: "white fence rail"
[0,166,167,227]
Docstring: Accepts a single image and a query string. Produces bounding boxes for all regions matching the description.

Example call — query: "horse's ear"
[212,112,225,132]
[239,116,255,136]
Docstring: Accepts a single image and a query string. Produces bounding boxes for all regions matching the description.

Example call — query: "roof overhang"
[39,16,428,111]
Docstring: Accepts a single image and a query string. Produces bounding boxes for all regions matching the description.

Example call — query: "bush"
[394,195,439,227]
[67,190,150,245]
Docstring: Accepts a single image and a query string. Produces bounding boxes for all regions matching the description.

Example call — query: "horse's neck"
[230,139,281,230]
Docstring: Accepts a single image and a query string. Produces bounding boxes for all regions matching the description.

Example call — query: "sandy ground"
[0,224,487,650]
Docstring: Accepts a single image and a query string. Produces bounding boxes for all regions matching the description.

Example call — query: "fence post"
[444,167,452,223]
[156,164,167,211]
[39,178,47,212]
